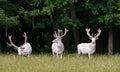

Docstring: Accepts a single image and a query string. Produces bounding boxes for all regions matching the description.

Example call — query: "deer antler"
[95,29,101,38]
[60,28,69,37]
[53,31,58,38]
[86,28,92,38]
[53,29,61,38]
[57,29,61,37]
[53,28,69,38]
[7,35,18,49]
[22,32,28,44]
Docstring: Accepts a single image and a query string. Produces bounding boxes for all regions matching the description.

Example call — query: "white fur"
[17,43,32,56]
[7,32,32,56]
[77,28,101,59]
[52,37,64,58]
[51,28,69,58]
[77,43,95,58]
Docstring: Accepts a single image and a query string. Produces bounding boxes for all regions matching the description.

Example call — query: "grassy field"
[0,54,120,72]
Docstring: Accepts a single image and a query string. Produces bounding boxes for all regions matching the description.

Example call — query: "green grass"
[0,54,120,72]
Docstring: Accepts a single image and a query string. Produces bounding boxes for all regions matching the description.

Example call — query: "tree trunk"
[50,14,56,31]
[69,2,80,46]
[72,28,80,45]
[108,29,113,55]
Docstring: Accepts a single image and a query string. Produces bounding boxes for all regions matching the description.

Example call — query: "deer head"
[7,32,28,55]
[52,28,69,43]
[86,28,102,44]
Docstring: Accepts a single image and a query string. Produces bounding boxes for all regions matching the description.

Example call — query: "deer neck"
[90,42,96,52]
[90,41,96,47]
[57,40,62,44]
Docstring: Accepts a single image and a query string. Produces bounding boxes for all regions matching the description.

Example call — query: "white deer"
[52,28,69,58]
[77,28,101,59]
[7,32,32,56]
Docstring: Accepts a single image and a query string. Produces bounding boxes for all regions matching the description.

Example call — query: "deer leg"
[60,53,63,59]
[52,52,54,56]
[52,50,55,56]
[88,53,91,59]
[52,52,55,58]
[77,49,81,57]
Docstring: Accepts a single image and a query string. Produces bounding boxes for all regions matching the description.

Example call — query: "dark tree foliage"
[0,0,120,54]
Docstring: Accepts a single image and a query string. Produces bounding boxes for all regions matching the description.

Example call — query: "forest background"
[0,0,120,55]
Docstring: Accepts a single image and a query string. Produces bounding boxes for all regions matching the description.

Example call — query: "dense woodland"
[0,0,120,54]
